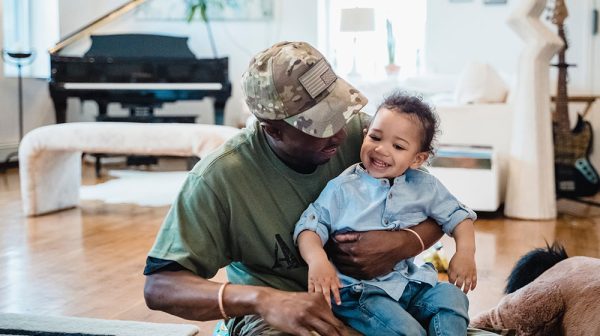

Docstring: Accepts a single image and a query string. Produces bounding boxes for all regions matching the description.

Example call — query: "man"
[143,41,444,336]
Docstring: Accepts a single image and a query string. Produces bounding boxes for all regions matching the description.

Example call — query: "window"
[2,0,59,78]
[324,0,426,79]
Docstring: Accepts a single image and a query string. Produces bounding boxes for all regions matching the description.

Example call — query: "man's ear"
[363,128,368,137]
[410,152,429,169]
[260,121,283,141]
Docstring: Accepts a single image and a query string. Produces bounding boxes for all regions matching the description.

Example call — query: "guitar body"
[553,115,600,197]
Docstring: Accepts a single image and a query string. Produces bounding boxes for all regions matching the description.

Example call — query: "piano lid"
[49,0,148,56]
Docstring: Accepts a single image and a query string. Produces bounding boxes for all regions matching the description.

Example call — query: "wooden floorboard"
[1,158,599,335]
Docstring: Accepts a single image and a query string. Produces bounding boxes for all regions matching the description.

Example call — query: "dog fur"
[470,243,600,335]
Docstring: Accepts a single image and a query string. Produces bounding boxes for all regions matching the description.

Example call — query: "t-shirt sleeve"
[427,176,477,236]
[143,256,186,275]
[146,172,231,279]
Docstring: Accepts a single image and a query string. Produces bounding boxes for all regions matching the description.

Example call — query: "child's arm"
[448,219,477,293]
[297,230,342,306]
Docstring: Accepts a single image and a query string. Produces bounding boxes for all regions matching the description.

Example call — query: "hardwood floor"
[1,158,599,335]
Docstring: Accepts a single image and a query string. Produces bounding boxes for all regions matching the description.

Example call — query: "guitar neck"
[555,25,570,131]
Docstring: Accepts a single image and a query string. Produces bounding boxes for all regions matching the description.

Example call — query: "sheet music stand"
[1,49,34,172]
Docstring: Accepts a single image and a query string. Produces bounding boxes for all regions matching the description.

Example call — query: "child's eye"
[369,134,380,141]
[393,144,405,150]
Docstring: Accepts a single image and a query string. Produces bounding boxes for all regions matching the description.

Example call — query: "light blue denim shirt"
[293,163,477,301]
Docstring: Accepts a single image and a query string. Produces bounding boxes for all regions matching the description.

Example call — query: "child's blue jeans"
[332,281,469,336]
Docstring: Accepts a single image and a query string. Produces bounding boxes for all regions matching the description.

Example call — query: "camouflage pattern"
[241,41,368,138]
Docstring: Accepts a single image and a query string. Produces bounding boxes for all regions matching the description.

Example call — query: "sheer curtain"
[324,0,426,79]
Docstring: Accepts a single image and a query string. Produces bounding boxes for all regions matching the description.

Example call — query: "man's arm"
[144,270,348,336]
[327,218,443,279]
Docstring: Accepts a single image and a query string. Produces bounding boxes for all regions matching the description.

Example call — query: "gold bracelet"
[218,282,232,321]
[401,228,425,253]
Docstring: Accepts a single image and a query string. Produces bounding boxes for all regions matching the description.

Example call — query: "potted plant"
[385,19,400,75]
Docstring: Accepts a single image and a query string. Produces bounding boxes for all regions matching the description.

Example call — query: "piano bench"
[18,122,240,216]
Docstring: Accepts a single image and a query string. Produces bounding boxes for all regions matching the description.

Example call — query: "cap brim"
[283,78,368,138]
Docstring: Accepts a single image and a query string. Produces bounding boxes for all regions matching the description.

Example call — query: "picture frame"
[483,0,508,5]
[135,0,274,21]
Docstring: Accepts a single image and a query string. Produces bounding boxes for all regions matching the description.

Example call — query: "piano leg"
[98,101,108,117]
[214,99,226,125]
[52,96,68,124]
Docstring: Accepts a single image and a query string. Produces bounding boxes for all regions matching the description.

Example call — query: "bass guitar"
[551,0,600,198]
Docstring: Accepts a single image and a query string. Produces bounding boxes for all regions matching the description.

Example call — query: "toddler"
[293,91,477,336]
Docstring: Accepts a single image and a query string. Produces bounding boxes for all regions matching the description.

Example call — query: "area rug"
[0,313,199,336]
[80,170,188,207]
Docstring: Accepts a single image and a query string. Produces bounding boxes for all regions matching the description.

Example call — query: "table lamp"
[340,7,375,77]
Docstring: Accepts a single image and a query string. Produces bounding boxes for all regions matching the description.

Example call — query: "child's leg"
[333,283,426,336]
[407,282,469,336]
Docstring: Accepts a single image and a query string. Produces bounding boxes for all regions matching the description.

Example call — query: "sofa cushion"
[454,62,509,104]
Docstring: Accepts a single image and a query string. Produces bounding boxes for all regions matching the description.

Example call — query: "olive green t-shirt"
[148,114,369,291]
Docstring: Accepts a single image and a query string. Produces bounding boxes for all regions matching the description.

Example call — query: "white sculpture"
[504,0,563,219]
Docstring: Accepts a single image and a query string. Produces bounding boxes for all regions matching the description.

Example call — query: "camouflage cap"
[241,41,368,138]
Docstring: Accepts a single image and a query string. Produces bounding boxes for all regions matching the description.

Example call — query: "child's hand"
[308,259,342,307]
[448,251,477,293]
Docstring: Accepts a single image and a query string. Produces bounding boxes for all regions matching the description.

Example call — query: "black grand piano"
[48,0,231,125]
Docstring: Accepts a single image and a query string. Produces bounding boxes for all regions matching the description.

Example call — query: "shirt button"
[388,193,393,199]
[309,214,316,220]
[383,219,389,225]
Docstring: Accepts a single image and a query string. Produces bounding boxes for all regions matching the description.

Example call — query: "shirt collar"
[354,163,409,184]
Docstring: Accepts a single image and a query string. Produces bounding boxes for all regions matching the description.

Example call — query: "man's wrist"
[226,285,270,317]
[395,230,422,260]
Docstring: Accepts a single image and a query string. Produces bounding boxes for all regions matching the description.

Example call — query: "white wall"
[425,0,520,77]
[425,0,600,181]
[425,0,597,93]
[0,0,318,161]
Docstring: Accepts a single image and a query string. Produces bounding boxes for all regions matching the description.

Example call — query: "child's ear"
[410,152,429,169]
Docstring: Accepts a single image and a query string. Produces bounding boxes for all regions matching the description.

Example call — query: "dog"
[470,242,600,335]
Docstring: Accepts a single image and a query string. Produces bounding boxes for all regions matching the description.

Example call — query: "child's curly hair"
[375,90,439,156]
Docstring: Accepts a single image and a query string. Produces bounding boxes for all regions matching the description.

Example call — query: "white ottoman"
[19,122,240,216]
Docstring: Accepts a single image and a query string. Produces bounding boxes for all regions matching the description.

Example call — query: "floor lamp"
[340,7,375,78]
[1,49,34,172]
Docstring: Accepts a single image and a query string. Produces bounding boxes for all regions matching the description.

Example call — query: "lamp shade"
[340,7,375,32]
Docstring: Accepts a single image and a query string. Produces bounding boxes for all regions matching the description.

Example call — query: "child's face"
[360,107,429,179]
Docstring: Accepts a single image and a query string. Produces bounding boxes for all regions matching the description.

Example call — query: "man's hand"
[308,259,342,307]
[327,220,443,280]
[326,230,404,279]
[256,289,348,336]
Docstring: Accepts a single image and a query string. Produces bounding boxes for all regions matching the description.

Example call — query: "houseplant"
[185,0,225,58]
[385,19,400,75]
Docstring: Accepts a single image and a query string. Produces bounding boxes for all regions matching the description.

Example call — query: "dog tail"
[504,241,568,294]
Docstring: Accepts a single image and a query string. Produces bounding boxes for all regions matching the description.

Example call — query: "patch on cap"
[298,59,337,99]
